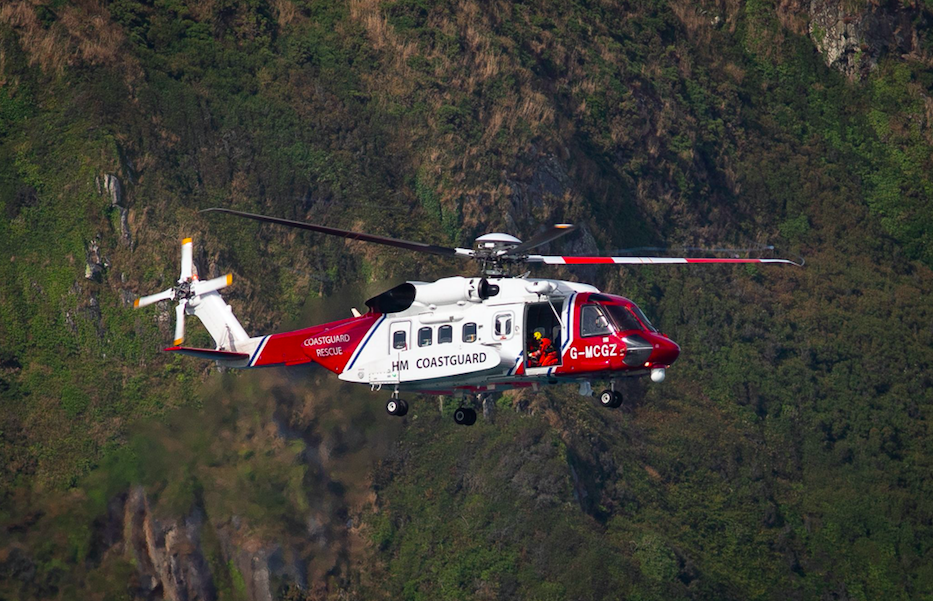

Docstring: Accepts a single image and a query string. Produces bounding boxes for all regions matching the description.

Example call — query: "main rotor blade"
[505,224,577,256]
[526,255,804,266]
[174,300,187,346]
[202,208,474,259]
[180,238,194,282]
[134,288,174,309]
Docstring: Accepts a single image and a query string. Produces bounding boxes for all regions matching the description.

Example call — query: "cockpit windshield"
[604,305,643,332]
[602,304,658,333]
[630,305,658,332]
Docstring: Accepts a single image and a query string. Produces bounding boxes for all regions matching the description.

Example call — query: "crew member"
[528,331,558,367]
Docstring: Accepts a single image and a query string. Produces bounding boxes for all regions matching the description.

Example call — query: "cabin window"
[580,305,612,337]
[462,322,477,343]
[392,330,407,350]
[494,312,514,339]
[418,327,433,347]
[438,325,453,344]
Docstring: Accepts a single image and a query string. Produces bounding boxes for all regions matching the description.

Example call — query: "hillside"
[1,0,933,599]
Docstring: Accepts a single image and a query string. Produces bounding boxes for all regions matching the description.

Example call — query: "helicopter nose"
[651,336,680,366]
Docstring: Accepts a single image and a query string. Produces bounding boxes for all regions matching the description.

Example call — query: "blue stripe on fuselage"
[345,314,385,371]
[508,351,524,376]
[248,335,270,367]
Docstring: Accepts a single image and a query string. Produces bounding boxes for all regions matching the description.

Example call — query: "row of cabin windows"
[391,306,649,350]
[392,323,478,350]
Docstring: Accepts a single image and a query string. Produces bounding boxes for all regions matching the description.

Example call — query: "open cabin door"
[524,299,564,372]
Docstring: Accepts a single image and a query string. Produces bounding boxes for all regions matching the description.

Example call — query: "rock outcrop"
[124,486,216,601]
[505,151,574,235]
[78,486,311,601]
[217,525,307,601]
[85,238,108,282]
[97,173,133,247]
[808,0,927,79]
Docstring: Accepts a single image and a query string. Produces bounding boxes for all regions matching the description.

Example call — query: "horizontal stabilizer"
[164,346,250,361]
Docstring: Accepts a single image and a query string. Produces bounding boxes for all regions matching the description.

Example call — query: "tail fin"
[187,289,251,352]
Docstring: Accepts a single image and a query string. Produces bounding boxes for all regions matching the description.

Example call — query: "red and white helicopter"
[136,209,800,425]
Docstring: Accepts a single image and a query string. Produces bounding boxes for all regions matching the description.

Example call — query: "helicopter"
[135,209,801,426]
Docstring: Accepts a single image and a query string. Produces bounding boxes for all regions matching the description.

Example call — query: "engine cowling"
[412,277,499,306]
[524,280,557,295]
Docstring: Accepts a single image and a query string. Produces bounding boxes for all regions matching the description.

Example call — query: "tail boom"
[235,313,383,372]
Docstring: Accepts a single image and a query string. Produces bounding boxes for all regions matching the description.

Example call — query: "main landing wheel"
[386,399,409,417]
[453,407,477,426]
[598,390,623,409]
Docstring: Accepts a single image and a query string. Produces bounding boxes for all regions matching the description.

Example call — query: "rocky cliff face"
[82,486,307,601]
[807,0,928,79]
[217,518,308,601]
[123,486,216,601]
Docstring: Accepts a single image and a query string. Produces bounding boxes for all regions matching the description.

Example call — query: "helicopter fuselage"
[232,276,680,396]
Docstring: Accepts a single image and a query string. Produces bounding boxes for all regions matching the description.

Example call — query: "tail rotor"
[135,237,233,346]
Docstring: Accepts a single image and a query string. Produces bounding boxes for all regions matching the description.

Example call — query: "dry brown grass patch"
[0,0,142,85]
[189,0,217,23]
[271,0,297,28]
[724,61,746,83]
[0,2,69,74]
[60,4,125,67]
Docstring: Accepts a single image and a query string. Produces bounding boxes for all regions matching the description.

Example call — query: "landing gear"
[598,388,623,409]
[386,398,409,416]
[453,406,477,426]
[386,390,409,417]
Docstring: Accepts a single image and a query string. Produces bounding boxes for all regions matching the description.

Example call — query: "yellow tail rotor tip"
[182,237,192,245]
[133,298,140,308]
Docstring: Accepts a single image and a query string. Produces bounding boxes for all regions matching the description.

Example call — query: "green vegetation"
[1,0,932,599]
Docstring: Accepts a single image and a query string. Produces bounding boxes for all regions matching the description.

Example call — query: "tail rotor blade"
[180,238,194,282]
[134,288,174,309]
[193,274,232,296]
[173,300,187,346]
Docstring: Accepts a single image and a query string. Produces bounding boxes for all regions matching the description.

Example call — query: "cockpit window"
[580,305,613,337]
[630,305,658,332]
[604,305,643,332]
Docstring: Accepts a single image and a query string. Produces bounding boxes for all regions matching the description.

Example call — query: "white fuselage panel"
[338,277,598,390]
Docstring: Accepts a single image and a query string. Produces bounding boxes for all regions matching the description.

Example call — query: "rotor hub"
[473,233,525,275]
[175,279,195,301]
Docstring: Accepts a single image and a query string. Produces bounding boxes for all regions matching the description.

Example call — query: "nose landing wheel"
[386,398,409,416]
[453,407,477,426]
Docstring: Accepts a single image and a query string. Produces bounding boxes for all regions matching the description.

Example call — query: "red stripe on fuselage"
[252,313,381,373]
